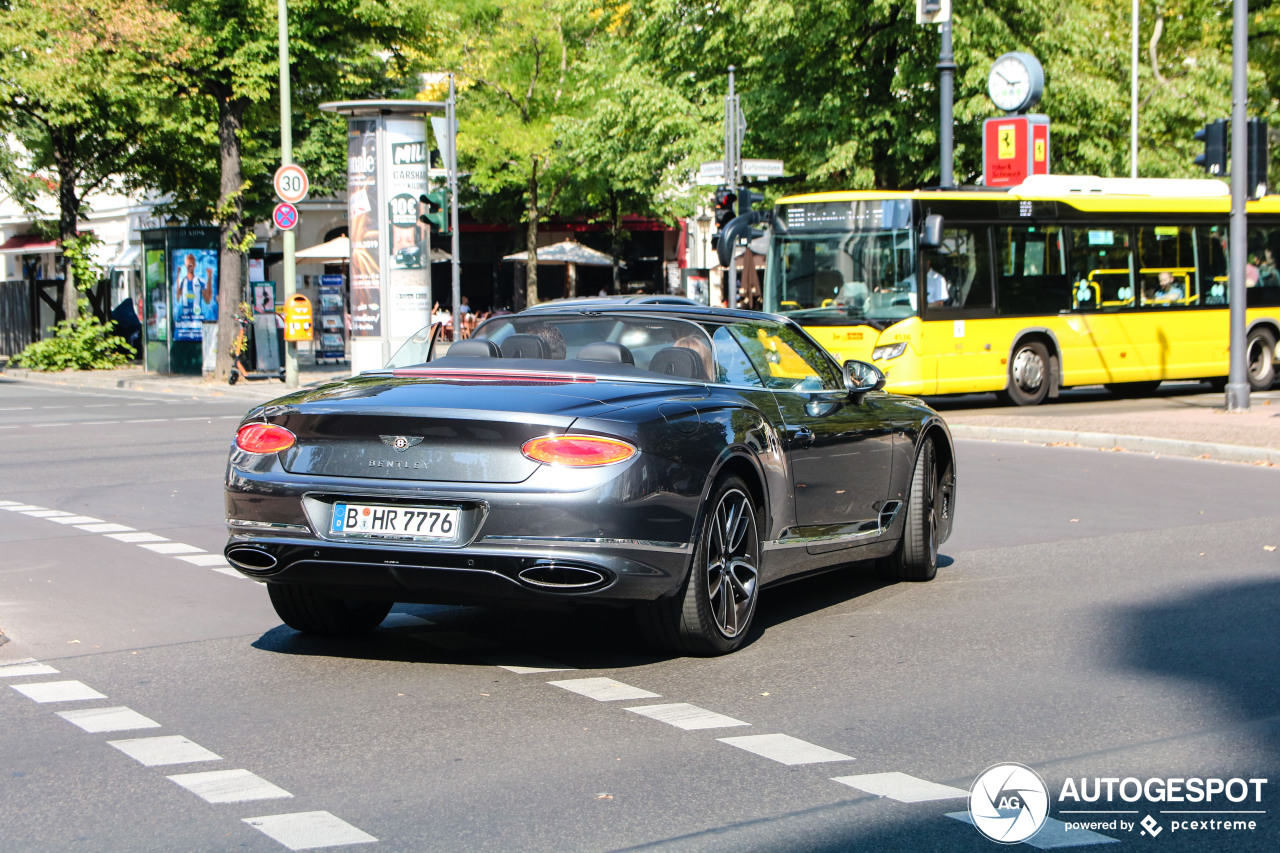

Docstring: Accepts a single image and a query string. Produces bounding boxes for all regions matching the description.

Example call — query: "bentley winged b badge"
[380,435,424,452]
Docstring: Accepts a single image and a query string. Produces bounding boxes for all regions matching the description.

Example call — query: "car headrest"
[501,334,551,359]
[448,339,501,358]
[647,346,707,380]
[578,342,634,365]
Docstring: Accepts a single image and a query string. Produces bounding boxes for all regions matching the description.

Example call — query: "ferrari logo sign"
[998,125,1017,160]
[984,115,1051,187]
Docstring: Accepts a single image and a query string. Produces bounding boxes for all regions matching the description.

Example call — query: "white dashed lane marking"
[0,659,60,678]
[75,523,135,533]
[832,771,968,802]
[139,542,203,555]
[178,554,234,567]
[168,769,293,804]
[945,813,1118,848]
[108,735,222,766]
[21,509,73,518]
[487,655,576,674]
[57,706,162,733]
[243,811,377,850]
[717,733,854,766]
[547,677,662,702]
[625,703,750,731]
[11,680,108,703]
[50,515,104,525]
[107,531,169,543]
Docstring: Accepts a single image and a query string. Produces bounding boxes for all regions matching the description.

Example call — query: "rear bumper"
[224,462,701,605]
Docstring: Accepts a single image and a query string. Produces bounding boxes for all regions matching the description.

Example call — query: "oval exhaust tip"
[225,546,279,575]
[518,562,607,589]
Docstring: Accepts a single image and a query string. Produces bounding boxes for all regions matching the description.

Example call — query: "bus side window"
[925,226,993,312]
[1136,225,1198,307]
[995,225,1070,315]
[1068,227,1135,311]
[1199,227,1229,305]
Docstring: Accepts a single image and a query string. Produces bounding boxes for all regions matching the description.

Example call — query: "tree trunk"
[525,158,540,306]
[214,95,248,383]
[54,132,80,323]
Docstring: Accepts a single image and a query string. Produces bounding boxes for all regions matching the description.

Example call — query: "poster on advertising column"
[347,118,381,337]
[385,117,432,338]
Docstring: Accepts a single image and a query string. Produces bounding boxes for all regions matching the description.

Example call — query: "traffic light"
[1247,118,1269,199]
[711,186,737,250]
[419,188,451,234]
[1194,119,1228,176]
[738,189,764,218]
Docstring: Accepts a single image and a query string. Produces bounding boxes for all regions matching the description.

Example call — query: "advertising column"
[347,118,382,372]
[384,118,432,346]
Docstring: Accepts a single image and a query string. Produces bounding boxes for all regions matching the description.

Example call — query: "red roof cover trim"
[391,368,597,384]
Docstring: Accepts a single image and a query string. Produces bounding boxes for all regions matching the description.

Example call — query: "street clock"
[987,52,1044,114]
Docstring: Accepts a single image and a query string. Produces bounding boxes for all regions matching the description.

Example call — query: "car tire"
[999,340,1052,406]
[267,584,393,636]
[879,438,939,583]
[1247,328,1277,391]
[1104,380,1162,398]
[637,475,761,656]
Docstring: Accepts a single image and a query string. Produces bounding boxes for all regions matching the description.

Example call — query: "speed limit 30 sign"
[273,163,309,204]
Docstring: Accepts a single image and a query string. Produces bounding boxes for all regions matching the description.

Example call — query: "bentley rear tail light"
[235,423,296,454]
[522,436,636,467]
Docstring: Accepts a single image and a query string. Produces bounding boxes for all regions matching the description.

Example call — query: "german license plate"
[330,502,460,541]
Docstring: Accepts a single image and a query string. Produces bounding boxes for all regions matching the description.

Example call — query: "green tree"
[0,0,189,323]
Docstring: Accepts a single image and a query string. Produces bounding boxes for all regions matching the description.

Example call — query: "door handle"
[789,426,814,448]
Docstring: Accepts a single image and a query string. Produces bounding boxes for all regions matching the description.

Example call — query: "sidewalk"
[3,358,1278,465]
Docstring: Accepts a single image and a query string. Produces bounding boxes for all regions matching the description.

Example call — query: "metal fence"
[0,280,32,357]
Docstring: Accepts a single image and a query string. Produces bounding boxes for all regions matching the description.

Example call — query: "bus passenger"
[1154,271,1183,302]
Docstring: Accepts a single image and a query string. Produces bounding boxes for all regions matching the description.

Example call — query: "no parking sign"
[273,202,299,231]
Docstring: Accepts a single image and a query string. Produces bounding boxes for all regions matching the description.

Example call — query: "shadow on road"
[1114,576,1280,767]
[250,555,952,670]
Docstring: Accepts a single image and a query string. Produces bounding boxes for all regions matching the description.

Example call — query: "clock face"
[988,53,1043,113]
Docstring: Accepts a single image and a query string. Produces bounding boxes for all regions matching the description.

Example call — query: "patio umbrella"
[503,239,621,298]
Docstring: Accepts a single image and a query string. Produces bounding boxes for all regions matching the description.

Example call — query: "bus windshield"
[764,200,917,327]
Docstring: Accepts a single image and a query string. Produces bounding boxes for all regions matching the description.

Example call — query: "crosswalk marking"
[547,677,662,702]
[0,660,60,678]
[832,772,968,802]
[167,769,293,804]
[625,703,750,731]
[11,680,107,703]
[57,706,161,733]
[242,811,377,850]
[108,735,222,767]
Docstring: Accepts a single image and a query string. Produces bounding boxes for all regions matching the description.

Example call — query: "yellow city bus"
[763,175,1280,404]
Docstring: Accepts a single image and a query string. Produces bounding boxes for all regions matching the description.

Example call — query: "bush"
[11,299,135,371]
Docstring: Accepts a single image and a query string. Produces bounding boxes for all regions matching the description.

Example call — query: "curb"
[949,424,1278,465]
[2,368,334,403]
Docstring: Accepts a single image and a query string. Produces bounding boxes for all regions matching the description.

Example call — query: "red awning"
[0,234,59,255]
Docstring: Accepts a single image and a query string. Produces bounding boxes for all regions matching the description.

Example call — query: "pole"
[725,67,738,309]
[1226,0,1250,411]
[448,75,461,346]
[278,0,298,388]
[938,20,955,187]
[1130,0,1139,178]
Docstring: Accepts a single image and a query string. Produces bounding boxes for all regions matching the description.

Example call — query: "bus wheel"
[1002,340,1051,406]
[1105,381,1161,398]
[1247,329,1277,391]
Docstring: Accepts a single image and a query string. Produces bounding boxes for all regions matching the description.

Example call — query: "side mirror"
[920,214,943,250]
[843,359,886,395]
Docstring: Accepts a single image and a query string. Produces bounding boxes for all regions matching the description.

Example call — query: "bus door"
[1067,226,1151,384]
[927,226,1003,393]
[1132,224,1222,378]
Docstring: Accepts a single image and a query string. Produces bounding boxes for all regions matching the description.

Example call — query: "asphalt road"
[2,379,1278,852]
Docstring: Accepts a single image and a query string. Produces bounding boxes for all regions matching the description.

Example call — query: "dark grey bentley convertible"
[224,304,956,655]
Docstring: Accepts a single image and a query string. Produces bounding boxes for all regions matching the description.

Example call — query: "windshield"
[764,200,919,327]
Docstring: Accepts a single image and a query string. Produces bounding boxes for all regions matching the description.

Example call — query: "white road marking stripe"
[832,772,968,802]
[625,702,750,731]
[213,567,248,579]
[177,554,231,567]
[138,542,203,555]
[57,706,162,733]
[79,421,119,426]
[380,613,434,629]
[107,531,168,543]
[944,813,1118,848]
[11,680,107,703]
[49,516,103,525]
[75,523,135,533]
[717,734,853,765]
[487,654,576,674]
[0,500,23,505]
[0,407,34,411]
[547,677,661,702]
[124,418,168,424]
[242,811,376,850]
[21,509,73,518]
[167,769,293,804]
[108,735,221,766]
[0,660,59,678]
[2,505,45,512]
